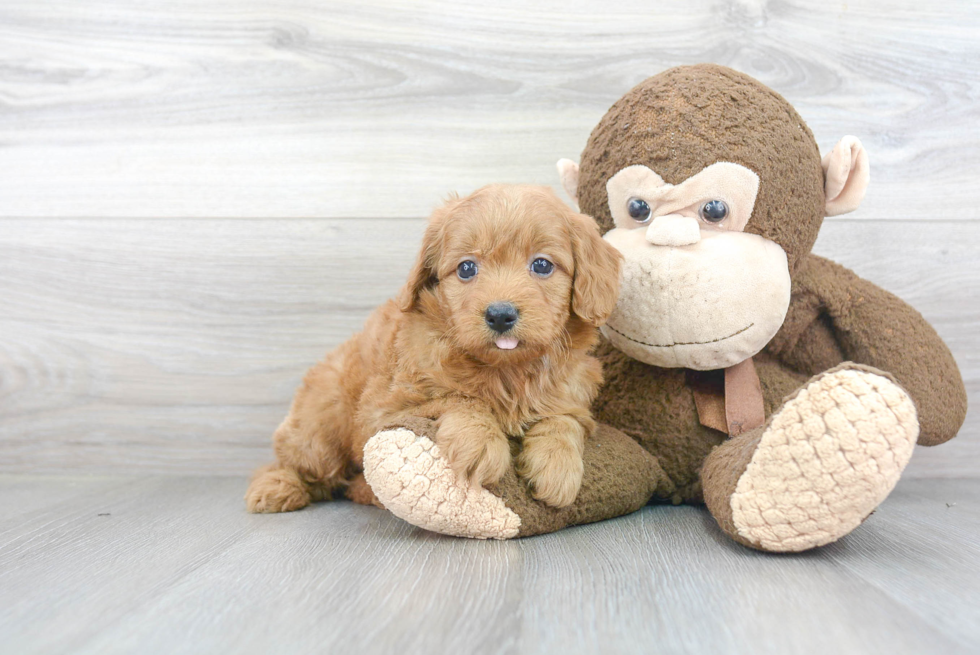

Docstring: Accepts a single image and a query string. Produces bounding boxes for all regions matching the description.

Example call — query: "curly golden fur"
[245,184,622,512]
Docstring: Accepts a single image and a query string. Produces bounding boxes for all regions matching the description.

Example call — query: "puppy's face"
[402,185,622,365]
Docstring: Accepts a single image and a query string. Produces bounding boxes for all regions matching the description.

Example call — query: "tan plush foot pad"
[362,428,521,540]
[731,368,919,552]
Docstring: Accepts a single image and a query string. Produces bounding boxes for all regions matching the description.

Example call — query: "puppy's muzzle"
[485,302,519,333]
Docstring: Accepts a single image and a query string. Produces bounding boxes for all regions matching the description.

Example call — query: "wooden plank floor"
[0,475,977,654]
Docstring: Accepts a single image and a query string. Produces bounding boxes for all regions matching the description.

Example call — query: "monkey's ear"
[556,159,580,205]
[822,136,870,216]
[568,212,622,326]
[399,200,453,312]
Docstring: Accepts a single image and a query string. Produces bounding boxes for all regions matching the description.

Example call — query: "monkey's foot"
[363,425,521,540]
[703,364,919,552]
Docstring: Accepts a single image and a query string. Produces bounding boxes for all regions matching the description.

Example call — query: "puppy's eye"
[628,198,652,223]
[456,260,478,280]
[530,257,554,277]
[699,200,729,223]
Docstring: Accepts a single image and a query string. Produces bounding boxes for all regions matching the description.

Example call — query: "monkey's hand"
[778,254,966,447]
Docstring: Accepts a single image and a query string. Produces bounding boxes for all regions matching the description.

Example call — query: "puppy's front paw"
[443,432,511,487]
[517,418,586,508]
[436,413,511,487]
[245,465,311,513]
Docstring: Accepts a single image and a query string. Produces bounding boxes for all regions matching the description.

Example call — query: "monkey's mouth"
[604,322,755,348]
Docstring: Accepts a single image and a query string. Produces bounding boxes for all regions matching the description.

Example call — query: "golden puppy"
[245,184,621,513]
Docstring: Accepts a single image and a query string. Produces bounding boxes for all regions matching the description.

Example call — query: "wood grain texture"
[0,475,977,654]
[0,474,130,534]
[0,476,252,654]
[0,0,978,219]
[0,218,975,477]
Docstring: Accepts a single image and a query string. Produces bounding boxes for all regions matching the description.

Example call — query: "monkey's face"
[562,65,871,371]
[598,162,791,370]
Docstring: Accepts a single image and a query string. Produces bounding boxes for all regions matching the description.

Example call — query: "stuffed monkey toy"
[363,64,967,551]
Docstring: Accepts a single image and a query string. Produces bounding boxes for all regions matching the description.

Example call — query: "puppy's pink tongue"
[495,337,519,350]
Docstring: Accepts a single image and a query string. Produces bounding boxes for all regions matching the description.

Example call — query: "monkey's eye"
[627,198,652,223]
[699,200,729,223]
[530,257,554,277]
[457,260,478,280]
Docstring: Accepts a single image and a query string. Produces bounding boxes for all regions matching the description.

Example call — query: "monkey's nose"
[485,302,519,333]
[645,214,701,247]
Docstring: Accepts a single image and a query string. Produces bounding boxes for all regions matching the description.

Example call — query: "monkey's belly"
[592,344,809,503]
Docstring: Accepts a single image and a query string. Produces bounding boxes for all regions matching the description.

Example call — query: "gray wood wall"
[1,0,976,477]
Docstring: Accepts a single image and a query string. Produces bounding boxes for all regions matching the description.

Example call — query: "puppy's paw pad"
[245,469,310,513]
[517,442,584,508]
[467,437,512,487]
[439,431,511,488]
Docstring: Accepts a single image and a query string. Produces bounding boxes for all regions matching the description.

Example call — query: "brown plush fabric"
[493,424,675,537]
[767,254,968,446]
[592,342,725,504]
[382,416,439,441]
[700,425,766,550]
[592,342,811,503]
[576,63,825,275]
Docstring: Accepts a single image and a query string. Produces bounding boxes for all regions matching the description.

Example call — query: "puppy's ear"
[399,198,454,312]
[568,211,622,326]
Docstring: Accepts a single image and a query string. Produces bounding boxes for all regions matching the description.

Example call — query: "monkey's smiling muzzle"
[600,226,791,370]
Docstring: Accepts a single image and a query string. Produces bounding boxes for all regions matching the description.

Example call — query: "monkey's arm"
[772,254,966,446]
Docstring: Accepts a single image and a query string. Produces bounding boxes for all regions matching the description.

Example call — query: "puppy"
[245,184,621,513]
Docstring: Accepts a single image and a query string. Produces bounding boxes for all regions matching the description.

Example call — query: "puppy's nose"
[485,302,519,333]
